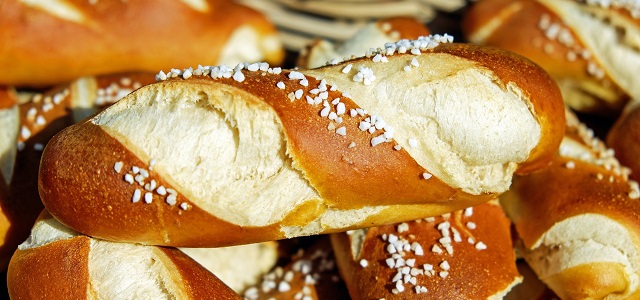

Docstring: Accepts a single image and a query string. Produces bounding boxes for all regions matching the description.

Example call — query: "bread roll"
[501,109,640,299]
[0,0,284,87]
[607,99,640,183]
[330,201,521,299]
[0,73,156,270]
[297,17,431,69]
[38,38,566,247]
[7,210,241,299]
[463,0,640,114]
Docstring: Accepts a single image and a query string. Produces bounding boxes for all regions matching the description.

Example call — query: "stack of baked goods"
[13,0,640,298]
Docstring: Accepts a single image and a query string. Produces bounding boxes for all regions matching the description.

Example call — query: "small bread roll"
[501,109,640,299]
[7,210,241,299]
[464,0,640,114]
[330,201,521,299]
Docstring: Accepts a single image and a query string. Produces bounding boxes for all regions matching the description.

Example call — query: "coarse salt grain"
[475,242,487,250]
[144,192,153,204]
[114,162,123,173]
[360,259,369,267]
[132,189,141,203]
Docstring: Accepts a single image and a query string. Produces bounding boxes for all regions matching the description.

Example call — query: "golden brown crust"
[7,236,91,300]
[331,202,520,299]
[7,213,243,299]
[0,0,283,87]
[607,104,640,183]
[432,43,566,174]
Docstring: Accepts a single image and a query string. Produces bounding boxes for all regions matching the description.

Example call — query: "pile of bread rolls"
[3,0,639,299]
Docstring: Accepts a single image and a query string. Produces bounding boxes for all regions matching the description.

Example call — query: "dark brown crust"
[0,0,283,87]
[158,247,242,299]
[433,43,566,174]
[503,156,640,249]
[7,236,91,300]
[331,202,519,299]
[607,104,640,183]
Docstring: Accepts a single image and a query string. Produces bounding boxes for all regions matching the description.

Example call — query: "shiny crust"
[330,202,521,299]
[463,0,630,113]
[38,43,565,247]
[607,102,640,183]
[0,0,283,87]
[7,236,91,299]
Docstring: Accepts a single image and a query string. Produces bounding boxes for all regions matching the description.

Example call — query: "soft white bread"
[463,0,640,114]
[180,242,279,292]
[500,109,640,299]
[297,17,431,69]
[0,0,284,87]
[38,38,566,247]
[0,73,156,271]
[330,201,521,299]
[7,210,241,299]
[607,99,640,183]
[241,236,350,300]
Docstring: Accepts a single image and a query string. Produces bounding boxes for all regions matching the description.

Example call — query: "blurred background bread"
[463,0,640,115]
[0,0,284,87]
